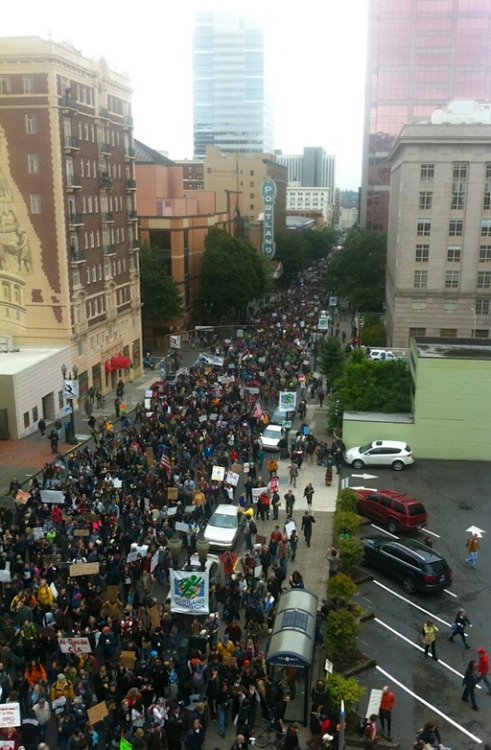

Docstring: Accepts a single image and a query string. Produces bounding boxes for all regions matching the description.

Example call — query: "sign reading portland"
[261,177,277,259]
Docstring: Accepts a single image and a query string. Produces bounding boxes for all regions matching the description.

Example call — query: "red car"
[354,489,428,534]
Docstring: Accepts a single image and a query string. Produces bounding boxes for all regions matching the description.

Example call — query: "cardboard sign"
[120,650,137,669]
[87,701,109,725]
[146,447,154,465]
[105,585,120,603]
[69,562,100,577]
[230,463,242,474]
[62,514,72,523]
[15,490,30,505]
[74,529,90,537]
[83,512,100,523]
[222,656,237,668]
[149,605,160,628]
[43,555,59,567]
[211,466,225,481]
[58,637,92,654]
[0,702,20,728]
[167,487,178,500]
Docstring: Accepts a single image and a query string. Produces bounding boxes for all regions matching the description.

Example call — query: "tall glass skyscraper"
[193,11,274,159]
[360,0,491,232]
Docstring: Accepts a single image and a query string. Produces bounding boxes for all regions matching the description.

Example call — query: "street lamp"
[195,534,210,572]
[167,532,183,570]
[61,362,79,444]
[470,307,476,338]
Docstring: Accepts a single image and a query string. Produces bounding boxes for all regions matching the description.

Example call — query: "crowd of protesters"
[0,264,344,750]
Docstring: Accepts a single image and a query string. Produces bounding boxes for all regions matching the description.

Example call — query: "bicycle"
[251,718,285,748]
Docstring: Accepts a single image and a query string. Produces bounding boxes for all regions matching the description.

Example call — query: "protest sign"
[87,701,108,725]
[58,637,91,654]
[0,703,20,727]
[69,562,100,577]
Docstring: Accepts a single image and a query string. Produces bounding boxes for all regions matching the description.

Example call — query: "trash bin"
[64,421,70,442]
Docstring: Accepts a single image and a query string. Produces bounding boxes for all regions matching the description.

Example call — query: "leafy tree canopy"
[319,336,346,385]
[139,244,183,322]
[274,232,311,277]
[328,229,386,312]
[304,228,339,261]
[334,356,411,413]
[199,228,272,320]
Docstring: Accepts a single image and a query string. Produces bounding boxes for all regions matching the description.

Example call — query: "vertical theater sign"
[261,177,277,259]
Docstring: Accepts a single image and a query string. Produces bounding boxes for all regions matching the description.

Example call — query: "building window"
[412,298,426,311]
[449,219,463,236]
[477,271,491,288]
[451,163,467,210]
[447,245,461,262]
[475,299,490,315]
[30,194,41,214]
[409,327,426,339]
[484,164,491,210]
[475,329,489,338]
[417,220,431,236]
[479,246,491,262]
[439,328,457,337]
[23,411,30,429]
[23,75,34,94]
[414,271,427,288]
[445,271,459,288]
[0,77,11,95]
[481,220,491,236]
[32,406,38,422]
[25,114,37,134]
[444,299,457,312]
[419,192,432,209]
[415,244,429,262]
[420,164,434,182]
[27,153,39,174]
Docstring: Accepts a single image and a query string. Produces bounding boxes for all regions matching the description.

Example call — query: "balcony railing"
[99,108,110,120]
[98,142,111,154]
[66,175,82,189]
[103,244,116,256]
[63,96,77,112]
[102,212,114,223]
[64,135,80,151]
[126,179,136,190]
[99,174,113,189]
[128,209,138,219]
[70,247,85,263]
[69,213,84,226]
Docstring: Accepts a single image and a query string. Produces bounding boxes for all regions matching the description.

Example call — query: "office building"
[386,119,491,347]
[360,0,491,232]
[0,37,141,437]
[277,148,335,196]
[193,11,274,159]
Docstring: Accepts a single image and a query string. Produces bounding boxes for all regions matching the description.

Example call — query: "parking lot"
[341,459,491,747]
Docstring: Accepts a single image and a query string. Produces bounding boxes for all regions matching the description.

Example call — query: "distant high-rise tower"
[193,11,274,159]
[360,0,491,232]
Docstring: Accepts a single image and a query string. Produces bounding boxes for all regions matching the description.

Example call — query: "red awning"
[105,361,113,374]
[110,354,132,370]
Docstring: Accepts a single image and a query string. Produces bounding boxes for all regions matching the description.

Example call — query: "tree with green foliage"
[274,232,311,279]
[337,488,359,514]
[328,229,386,312]
[360,312,387,347]
[320,336,346,385]
[326,673,366,713]
[304,228,339,261]
[199,228,272,321]
[335,355,411,413]
[139,244,183,322]
[324,608,360,665]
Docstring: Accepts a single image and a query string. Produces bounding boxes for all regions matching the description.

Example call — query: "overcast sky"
[3,0,369,190]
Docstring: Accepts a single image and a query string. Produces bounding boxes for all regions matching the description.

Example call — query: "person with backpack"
[449,607,471,648]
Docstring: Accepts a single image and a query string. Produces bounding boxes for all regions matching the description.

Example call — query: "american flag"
[160,446,172,479]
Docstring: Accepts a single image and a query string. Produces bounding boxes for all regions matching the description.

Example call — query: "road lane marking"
[444,588,457,598]
[422,527,440,538]
[370,524,398,538]
[375,665,483,744]
[372,580,452,626]
[374,617,481,688]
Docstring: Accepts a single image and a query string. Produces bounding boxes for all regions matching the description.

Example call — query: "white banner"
[197,352,224,367]
[278,391,297,412]
[58,637,92,654]
[170,570,209,614]
[0,703,21,728]
[40,490,65,505]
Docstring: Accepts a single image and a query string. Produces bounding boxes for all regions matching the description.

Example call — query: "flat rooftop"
[413,337,491,360]
[0,347,68,376]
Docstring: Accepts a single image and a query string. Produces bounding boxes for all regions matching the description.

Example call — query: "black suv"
[362,536,452,594]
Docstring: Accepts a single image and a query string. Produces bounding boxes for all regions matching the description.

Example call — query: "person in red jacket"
[378,685,395,739]
[476,648,491,693]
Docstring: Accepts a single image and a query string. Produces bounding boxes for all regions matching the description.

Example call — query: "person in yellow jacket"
[50,673,74,704]
[217,634,235,659]
[422,618,439,661]
[37,580,54,610]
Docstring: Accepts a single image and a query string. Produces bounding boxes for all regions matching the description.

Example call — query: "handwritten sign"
[149,605,160,628]
[58,637,91,654]
[120,650,137,669]
[87,701,108,725]
[15,490,30,505]
[150,551,159,573]
[69,562,100,577]
[0,703,20,728]
[211,466,225,481]
[225,471,239,487]
[167,487,178,500]
[105,585,120,603]
[74,529,90,537]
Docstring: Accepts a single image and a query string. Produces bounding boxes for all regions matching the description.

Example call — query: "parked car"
[344,440,414,471]
[362,535,452,594]
[204,504,241,550]
[354,489,427,533]
[270,407,296,426]
[369,349,397,361]
[259,424,285,451]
